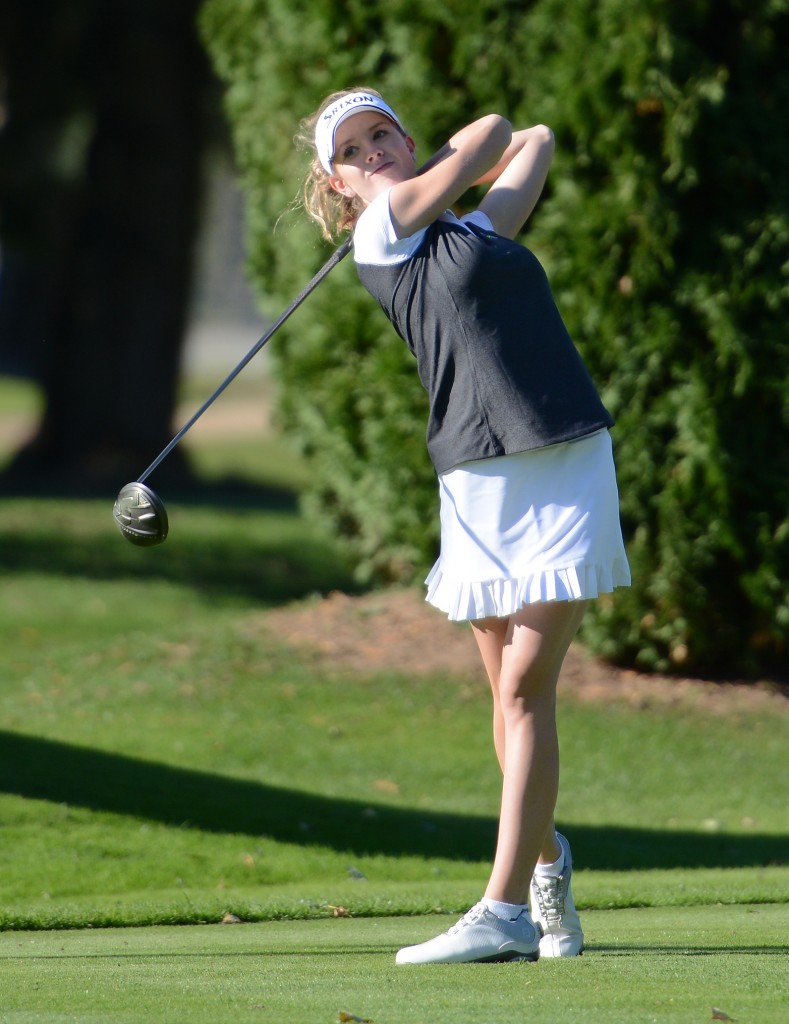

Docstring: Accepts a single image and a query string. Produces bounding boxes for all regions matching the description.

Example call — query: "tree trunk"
[0,0,209,492]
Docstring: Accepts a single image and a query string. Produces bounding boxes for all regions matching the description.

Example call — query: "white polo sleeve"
[460,209,496,233]
[353,188,429,266]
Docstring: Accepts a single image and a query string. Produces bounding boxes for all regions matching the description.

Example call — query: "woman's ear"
[328,174,356,198]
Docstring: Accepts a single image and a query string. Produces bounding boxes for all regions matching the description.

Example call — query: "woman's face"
[329,111,416,207]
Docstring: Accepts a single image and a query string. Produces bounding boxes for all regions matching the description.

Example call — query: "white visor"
[315,92,405,174]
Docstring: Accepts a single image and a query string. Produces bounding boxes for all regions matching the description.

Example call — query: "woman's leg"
[395,598,587,964]
[471,599,587,904]
[472,620,563,867]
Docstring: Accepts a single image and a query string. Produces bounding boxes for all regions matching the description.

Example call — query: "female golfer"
[297,88,631,964]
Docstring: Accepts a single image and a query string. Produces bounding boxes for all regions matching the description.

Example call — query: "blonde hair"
[295,86,396,242]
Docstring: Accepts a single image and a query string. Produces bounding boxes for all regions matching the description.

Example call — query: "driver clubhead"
[113,482,169,546]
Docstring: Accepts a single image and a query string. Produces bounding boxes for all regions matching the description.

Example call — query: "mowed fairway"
[0,906,786,1024]
[1,376,787,1023]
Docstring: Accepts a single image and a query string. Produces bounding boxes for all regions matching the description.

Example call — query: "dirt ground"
[263,587,787,716]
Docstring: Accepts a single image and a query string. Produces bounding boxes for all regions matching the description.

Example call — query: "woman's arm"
[476,125,555,239]
[388,115,512,238]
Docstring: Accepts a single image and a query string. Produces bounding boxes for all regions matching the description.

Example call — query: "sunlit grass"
[0,906,786,1024]
[1,370,786,951]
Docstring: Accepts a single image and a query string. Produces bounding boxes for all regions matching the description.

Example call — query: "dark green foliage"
[200,0,788,675]
[520,0,789,677]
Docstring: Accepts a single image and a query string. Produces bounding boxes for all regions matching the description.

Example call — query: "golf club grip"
[137,236,353,484]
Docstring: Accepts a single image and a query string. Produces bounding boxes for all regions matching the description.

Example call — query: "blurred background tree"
[0,0,212,490]
[2,0,785,679]
[522,0,789,678]
[200,0,788,679]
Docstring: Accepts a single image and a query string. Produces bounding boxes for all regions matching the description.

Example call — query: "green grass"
[0,906,786,1024]
[0,373,787,1020]
[0,374,42,417]
[1,493,786,934]
[176,372,312,492]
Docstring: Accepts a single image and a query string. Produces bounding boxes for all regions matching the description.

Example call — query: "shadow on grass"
[2,730,785,870]
[0,486,357,606]
[0,529,354,606]
[0,466,300,511]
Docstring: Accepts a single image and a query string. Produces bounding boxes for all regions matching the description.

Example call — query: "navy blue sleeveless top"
[354,204,612,475]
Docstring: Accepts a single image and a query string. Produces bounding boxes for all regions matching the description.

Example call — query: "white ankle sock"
[482,897,528,921]
[534,848,565,877]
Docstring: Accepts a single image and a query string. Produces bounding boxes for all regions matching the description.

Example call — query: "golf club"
[112,236,353,546]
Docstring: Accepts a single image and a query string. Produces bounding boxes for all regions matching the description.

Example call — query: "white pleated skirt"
[425,429,631,621]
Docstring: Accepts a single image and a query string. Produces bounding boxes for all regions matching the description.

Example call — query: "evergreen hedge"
[200,0,788,678]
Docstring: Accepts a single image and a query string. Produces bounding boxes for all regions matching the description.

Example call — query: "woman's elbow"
[531,123,555,150]
[477,113,513,149]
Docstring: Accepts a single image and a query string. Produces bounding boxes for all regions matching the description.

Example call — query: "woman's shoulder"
[459,208,496,234]
[354,190,428,266]
[354,195,494,267]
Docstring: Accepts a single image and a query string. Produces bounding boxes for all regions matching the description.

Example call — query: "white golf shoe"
[530,832,584,957]
[396,901,541,965]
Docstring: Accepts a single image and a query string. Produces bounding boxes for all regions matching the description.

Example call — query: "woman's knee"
[497,668,558,720]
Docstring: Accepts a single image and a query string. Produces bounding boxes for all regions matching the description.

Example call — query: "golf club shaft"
[137,236,353,484]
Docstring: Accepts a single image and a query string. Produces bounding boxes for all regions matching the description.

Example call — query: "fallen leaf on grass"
[373,778,400,794]
[712,1009,735,1021]
[338,1012,372,1023]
